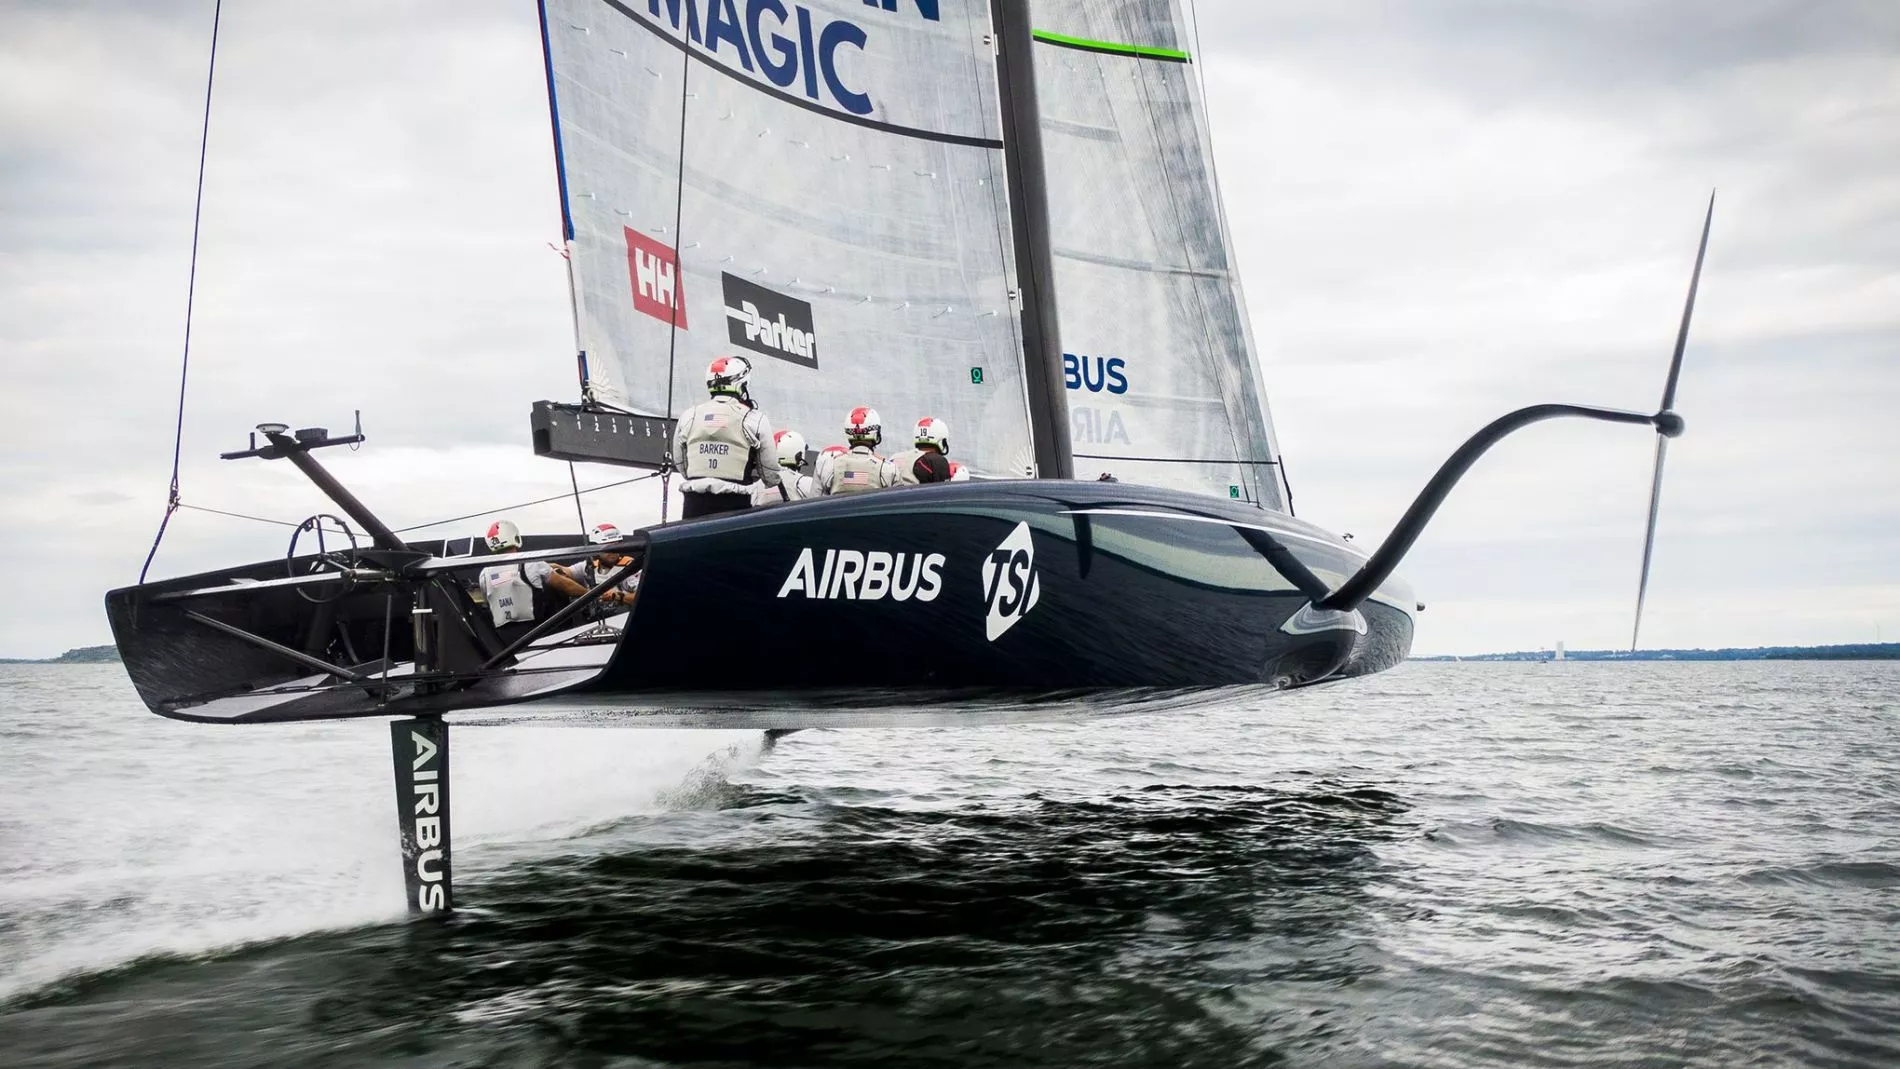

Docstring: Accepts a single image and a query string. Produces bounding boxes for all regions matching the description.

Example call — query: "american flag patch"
[701,410,728,430]
[843,471,867,485]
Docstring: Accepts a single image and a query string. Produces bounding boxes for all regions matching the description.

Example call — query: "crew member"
[576,522,640,610]
[754,429,820,505]
[890,416,953,485]
[476,519,596,631]
[672,355,779,519]
[812,443,848,490]
[821,407,900,495]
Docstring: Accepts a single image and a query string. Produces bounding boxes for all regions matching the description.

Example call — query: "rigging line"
[661,30,691,438]
[567,461,588,537]
[177,502,327,531]
[138,0,223,586]
[391,472,661,534]
[656,32,693,528]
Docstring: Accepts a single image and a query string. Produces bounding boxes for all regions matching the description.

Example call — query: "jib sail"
[1029,0,1289,507]
[539,0,1043,477]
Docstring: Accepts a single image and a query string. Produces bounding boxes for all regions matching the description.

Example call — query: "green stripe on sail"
[1030,29,1190,62]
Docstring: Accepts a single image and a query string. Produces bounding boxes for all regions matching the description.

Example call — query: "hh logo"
[625,227,688,328]
[981,522,1040,642]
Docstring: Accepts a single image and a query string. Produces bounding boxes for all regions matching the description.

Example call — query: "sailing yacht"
[103,0,1708,913]
[106,0,1433,725]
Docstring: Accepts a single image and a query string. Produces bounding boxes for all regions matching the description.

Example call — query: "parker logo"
[777,548,943,601]
[626,227,688,328]
[981,522,1040,641]
[723,272,818,369]
[408,729,449,913]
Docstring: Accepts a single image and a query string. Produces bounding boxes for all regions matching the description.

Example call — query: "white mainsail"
[1030,0,1289,508]
[541,0,1042,476]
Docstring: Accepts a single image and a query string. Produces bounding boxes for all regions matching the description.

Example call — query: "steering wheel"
[286,513,360,603]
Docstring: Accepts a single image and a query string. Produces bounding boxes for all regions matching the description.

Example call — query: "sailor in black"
[672,356,780,519]
[890,416,953,485]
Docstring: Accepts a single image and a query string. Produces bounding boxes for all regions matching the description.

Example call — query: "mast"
[990,0,1073,480]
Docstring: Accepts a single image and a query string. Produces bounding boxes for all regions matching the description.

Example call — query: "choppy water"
[1,661,1896,1067]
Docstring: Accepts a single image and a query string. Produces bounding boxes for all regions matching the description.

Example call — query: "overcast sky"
[2,0,1895,658]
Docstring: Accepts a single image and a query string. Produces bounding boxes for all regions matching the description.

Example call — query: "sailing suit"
[672,394,779,519]
[890,447,953,486]
[822,445,899,495]
[753,471,819,506]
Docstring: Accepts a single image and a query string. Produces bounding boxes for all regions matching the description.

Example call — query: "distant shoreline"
[1413,642,1900,662]
[0,645,122,665]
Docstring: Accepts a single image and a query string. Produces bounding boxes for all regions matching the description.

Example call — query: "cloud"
[0,0,1895,658]
[1188,0,1900,653]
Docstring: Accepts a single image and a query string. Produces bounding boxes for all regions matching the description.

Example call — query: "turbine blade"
[1661,191,1716,412]
[1631,436,1670,651]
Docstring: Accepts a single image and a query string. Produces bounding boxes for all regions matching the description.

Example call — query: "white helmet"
[773,429,808,470]
[913,416,949,454]
[844,405,882,447]
[706,355,753,398]
[587,522,622,545]
[947,461,970,482]
[485,519,523,552]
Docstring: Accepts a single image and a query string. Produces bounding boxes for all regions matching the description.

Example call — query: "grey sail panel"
[1029,0,1288,508]
[542,0,1041,479]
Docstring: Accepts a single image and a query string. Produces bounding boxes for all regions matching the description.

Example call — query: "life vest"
[825,447,892,494]
[679,396,756,483]
[890,448,925,486]
[480,564,537,627]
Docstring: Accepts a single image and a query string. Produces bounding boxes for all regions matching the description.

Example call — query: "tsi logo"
[778,548,944,601]
[981,522,1040,641]
[723,273,819,369]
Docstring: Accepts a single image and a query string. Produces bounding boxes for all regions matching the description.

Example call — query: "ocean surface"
[1,661,1896,1067]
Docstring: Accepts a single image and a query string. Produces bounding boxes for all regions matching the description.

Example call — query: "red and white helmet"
[706,355,752,398]
[844,406,882,447]
[773,429,808,470]
[913,416,949,454]
[485,519,523,552]
[587,522,622,545]
[947,461,970,482]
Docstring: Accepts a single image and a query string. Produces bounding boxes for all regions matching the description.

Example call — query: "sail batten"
[1030,28,1188,61]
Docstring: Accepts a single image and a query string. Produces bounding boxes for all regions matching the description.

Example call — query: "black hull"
[105,481,1413,724]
